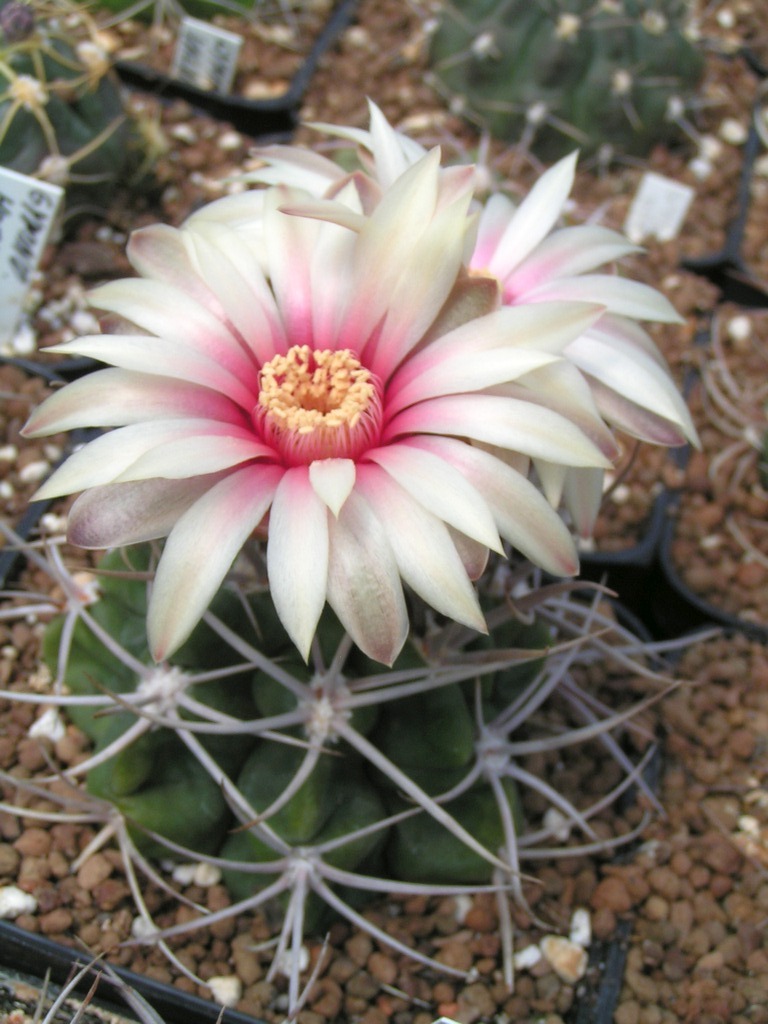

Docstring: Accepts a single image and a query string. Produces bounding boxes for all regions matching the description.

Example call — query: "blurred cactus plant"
[427,0,705,161]
[0,0,142,217]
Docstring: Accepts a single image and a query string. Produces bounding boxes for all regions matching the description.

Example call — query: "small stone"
[13,828,51,858]
[540,935,588,984]
[76,853,113,891]
[0,885,38,918]
[367,951,397,986]
[591,876,633,913]
[208,974,242,1007]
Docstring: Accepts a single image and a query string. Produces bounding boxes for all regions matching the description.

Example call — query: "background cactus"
[427,0,705,161]
[0,0,142,217]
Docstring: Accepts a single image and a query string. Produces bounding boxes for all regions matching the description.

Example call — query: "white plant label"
[0,167,63,348]
[624,171,695,244]
[171,17,243,95]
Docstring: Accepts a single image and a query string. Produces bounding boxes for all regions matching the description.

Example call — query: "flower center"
[257,345,383,465]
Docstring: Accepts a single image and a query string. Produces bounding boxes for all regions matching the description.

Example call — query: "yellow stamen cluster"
[257,345,382,464]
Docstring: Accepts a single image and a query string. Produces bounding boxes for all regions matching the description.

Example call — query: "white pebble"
[28,706,66,742]
[719,118,748,145]
[688,156,713,181]
[172,860,222,887]
[699,135,723,160]
[18,460,50,483]
[451,894,473,922]
[569,907,592,948]
[0,445,18,461]
[131,915,159,940]
[40,511,68,533]
[540,935,589,983]
[171,862,198,885]
[170,123,197,144]
[543,807,573,841]
[217,130,243,151]
[0,886,38,919]
[727,315,752,344]
[193,861,222,887]
[208,975,242,1007]
[70,310,101,334]
[513,943,542,969]
[7,321,36,356]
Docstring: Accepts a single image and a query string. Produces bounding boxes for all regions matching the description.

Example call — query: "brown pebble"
[76,853,113,891]
[39,908,74,934]
[591,876,634,913]
[0,842,21,876]
[367,951,397,986]
[702,835,742,875]
[14,827,53,858]
[457,980,498,1021]
[435,939,474,972]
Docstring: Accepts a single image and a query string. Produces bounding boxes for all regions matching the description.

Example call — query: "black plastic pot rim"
[659,490,768,644]
[0,919,265,1024]
[115,0,359,139]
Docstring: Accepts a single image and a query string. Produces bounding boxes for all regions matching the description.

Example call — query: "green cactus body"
[385,777,523,884]
[91,743,234,857]
[41,541,558,913]
[0,0,140,214]
[221,754,387,930]
[429,0,704,160]
[93,0,253,22]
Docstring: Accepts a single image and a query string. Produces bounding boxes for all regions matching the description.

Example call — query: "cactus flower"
[250,103,696,531]
[24,147,615,666]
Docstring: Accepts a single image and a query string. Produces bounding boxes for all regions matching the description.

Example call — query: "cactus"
[0,0,140,216]
[427,0,705,161]
[20,533,662,995]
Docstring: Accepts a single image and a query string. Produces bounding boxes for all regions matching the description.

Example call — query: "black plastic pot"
[657,490,768,643]
[115,0,359,139]
[682,93,768,308]
[0,920,264,1024]
[577,489,673,636]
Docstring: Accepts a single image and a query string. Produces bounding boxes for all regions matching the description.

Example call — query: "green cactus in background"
[0,0,142,216]
[428,0,705,161]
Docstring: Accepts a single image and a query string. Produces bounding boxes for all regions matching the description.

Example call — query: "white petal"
[366,443,502,551]
[267,467,329,660]
[149,464,283,660]
[387,302,602,414]
[242,143,344,191]
[309,459,356,517]
[89,279,260,382]
[385,394,612,468]
[23,369,244,436]
[68,476,218,547]
[44,335,257,410]
[566,333,696,437]
[355,187,474,378]
[33,420,267,498]
[525,275,683,323]
[407,436,579,576]
[506,225,640,295]
[563,466,605,538]
[326,488,409,665]
[185,222,286,364]
[357,464,486,633]
[487,152,578,279]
